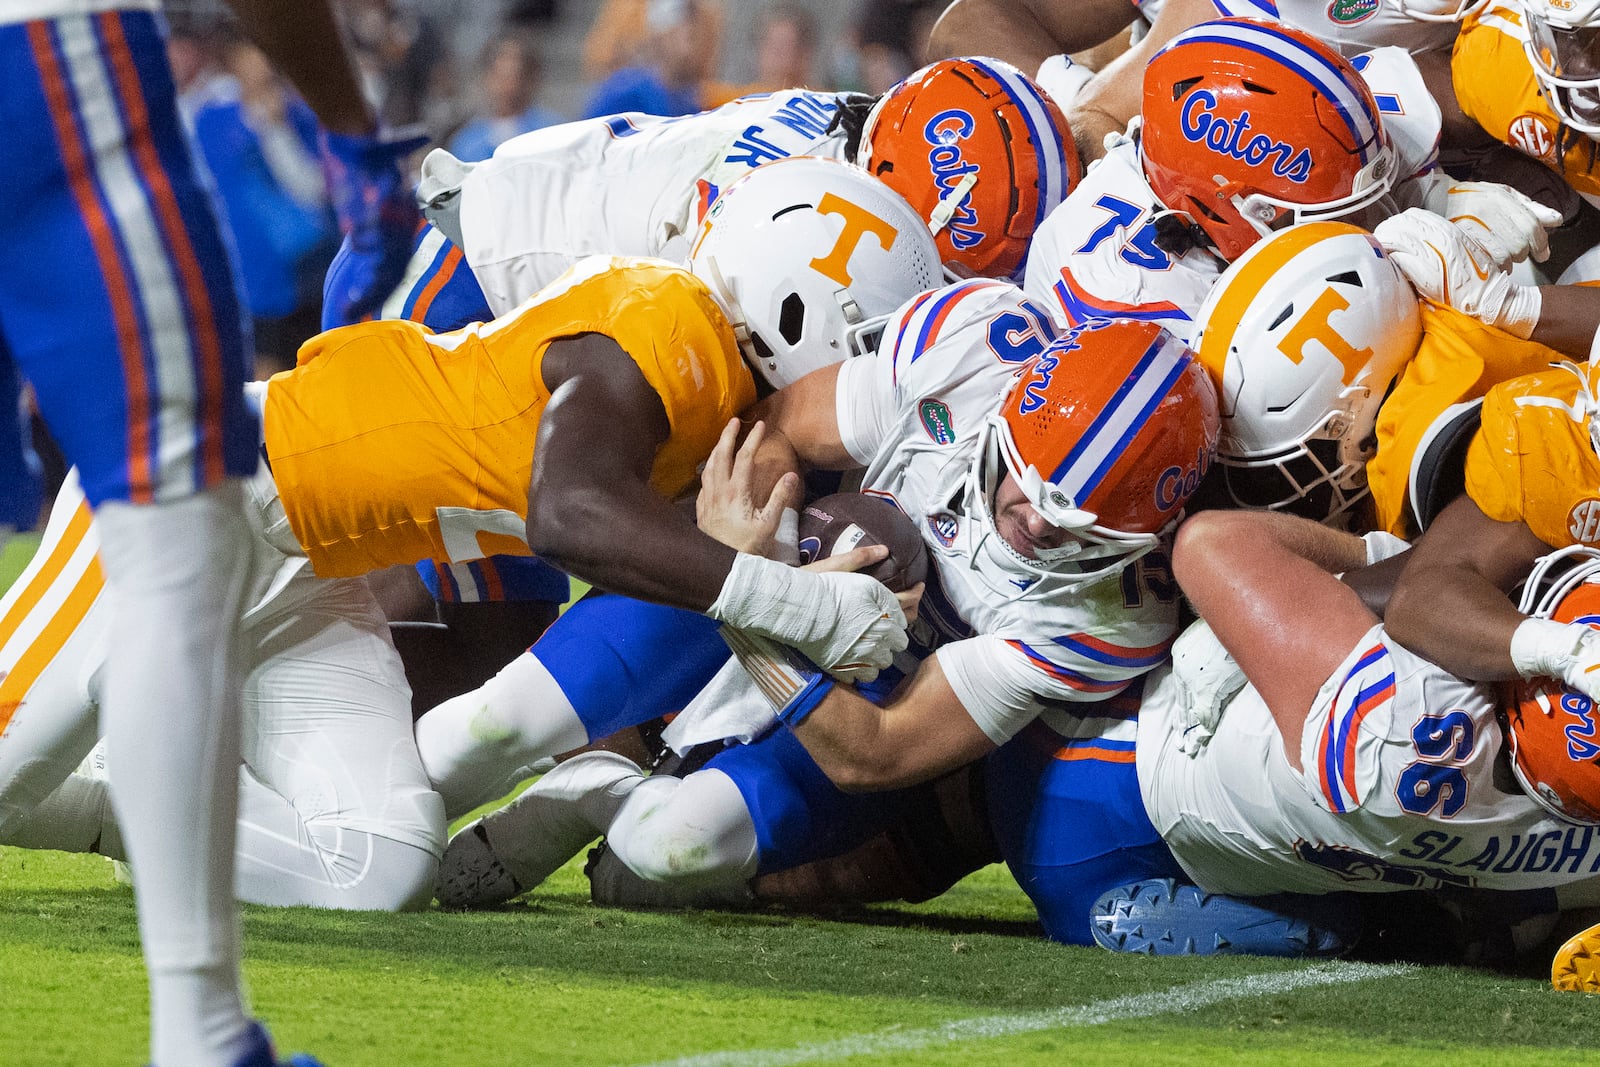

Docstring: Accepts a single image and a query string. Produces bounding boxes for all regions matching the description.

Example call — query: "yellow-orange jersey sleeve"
[1464,365,1600,548]
[1453,5,1600,198]
[265,257,754,577]
[1369,304,1559,537]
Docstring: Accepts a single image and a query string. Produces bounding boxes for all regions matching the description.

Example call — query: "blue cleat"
[1090,878,1357,958]
[230,1021,325,1067]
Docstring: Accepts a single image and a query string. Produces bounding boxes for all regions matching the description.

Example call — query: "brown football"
[797,493,929,593]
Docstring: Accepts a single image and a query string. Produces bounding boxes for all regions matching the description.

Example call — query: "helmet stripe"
[1173,22,1381,162]
[962,57,1072,230]
[1212,0,1281,16]
[1049,330,1192,504]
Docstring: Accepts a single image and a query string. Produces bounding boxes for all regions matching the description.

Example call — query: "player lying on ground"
[431,306,1222,937]
[0,160,934,909]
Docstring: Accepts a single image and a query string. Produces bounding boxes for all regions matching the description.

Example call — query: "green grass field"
[7,536,1600,1066]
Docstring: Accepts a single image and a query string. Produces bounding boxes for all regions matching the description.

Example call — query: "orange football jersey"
[1453,4,1600,199]
[1369,303,1561,537]
[264,257,755,577]
[1464,362,1600,548]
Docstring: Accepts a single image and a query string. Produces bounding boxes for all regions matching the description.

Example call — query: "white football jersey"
[834,279,1181,745]
[430,90,852,316]
[1139,624,1600,895]
[1021,141,1221,343]
[1137,0,1458,55]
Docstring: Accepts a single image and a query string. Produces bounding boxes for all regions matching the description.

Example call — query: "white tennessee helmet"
[1524,0,1600,136]
[687,156,942,389]
[1190,220,1421,527]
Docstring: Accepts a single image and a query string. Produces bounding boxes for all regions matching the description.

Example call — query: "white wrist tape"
[1362,531,1411,566]
[1035,53,1095,109]
[1510,617,1588,680]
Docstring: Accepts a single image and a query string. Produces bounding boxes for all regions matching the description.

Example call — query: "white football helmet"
[687,156,942,389]
[1190,221,1422,527]
[1523,0,1600,136]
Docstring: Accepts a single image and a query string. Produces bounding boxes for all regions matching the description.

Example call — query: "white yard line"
[626,961,1411,1067]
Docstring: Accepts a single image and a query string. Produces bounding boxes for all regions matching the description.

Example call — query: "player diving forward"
[357,55,1078,340]
[433,292,1224,942]
[0,159,939,908]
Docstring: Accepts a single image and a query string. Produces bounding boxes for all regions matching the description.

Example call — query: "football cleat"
[1091,878,1356,957]
[182,1021,324,1067]
[435,822,524,909]
[1552,921,1600,992]
[585,842,755,911]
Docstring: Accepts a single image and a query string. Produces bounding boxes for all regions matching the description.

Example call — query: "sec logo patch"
[1568,498,1600,543]
[1509,114,1557,161]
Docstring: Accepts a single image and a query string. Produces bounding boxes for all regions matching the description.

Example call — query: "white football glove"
[1510,617,1600,703]
[707,552,908,683]
[1172,619,1248,757]
[1373,208,1543,339]
[1035,53,1095,110]
[1439,181,1564,268]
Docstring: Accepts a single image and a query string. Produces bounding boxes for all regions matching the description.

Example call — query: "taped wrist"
[1495,282,1542,340]
[721,626,836,728]
[707,552,796,629]
[1510,617,1586,679]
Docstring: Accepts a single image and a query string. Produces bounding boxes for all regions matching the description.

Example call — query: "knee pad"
[606,771,757,886]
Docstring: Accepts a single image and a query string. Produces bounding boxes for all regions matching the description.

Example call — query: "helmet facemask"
[961,413,1160,598]
[1526,14,1600,136]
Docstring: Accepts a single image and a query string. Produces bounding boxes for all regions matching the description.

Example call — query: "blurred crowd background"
[167,0,946,374]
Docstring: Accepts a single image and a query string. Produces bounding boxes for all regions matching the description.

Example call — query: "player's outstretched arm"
[1386,494,1557,681]
[1065,0,1216,161]
[530,336,909,679]
[786,656,997,793]
[925,0,1132,78]
[220,0,373,136]
[1172,510,1379,768]
[527,333,738,610]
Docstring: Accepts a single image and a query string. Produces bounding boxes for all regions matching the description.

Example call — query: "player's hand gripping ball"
[797,493,929,593]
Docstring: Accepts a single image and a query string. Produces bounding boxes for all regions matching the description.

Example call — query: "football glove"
[1374,208,1542,339]
[1511,617,1600,703]
[1437,181,1564,267]
[319,126,429,324]
[1172,619,1247,757]
[707,552,908,683]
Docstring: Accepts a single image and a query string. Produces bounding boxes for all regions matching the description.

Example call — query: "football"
[796,492,929,593]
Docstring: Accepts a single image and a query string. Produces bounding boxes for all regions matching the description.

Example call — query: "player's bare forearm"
[1068,0,1214,161]
[1386,496,1551,679]
[927,0,1131,71]
[222,0,375,136]
[527,335,740,611]
[1532,285,1600,358]
[791,657,995,792]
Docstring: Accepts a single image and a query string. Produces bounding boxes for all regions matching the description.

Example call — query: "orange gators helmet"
[1139,18,1397,263]
[859,57,1081,281]
[1508,547,1600,825]
[964,318,1219,594]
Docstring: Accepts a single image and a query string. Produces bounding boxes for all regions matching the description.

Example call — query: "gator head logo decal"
[1327,0,1379,23]
[1180,90,1313,184]
[918,398,956,444]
